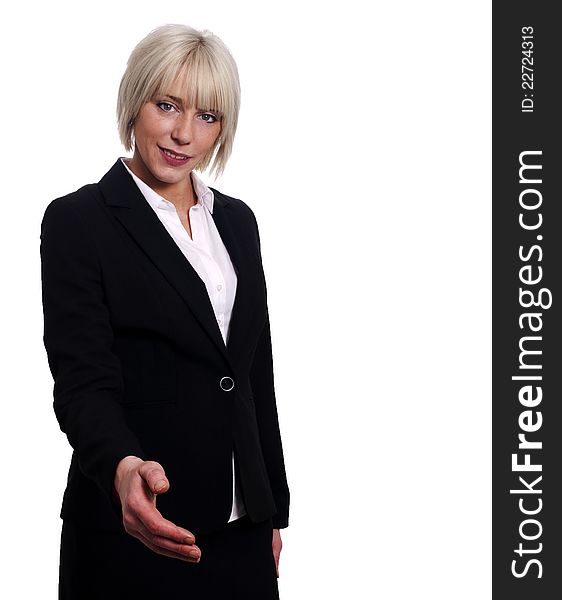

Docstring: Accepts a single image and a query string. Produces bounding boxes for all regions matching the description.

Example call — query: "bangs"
[155,50,236,118]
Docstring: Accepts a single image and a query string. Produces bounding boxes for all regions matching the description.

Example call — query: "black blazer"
[40,159,289,534]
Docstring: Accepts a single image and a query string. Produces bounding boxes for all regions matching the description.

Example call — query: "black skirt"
[59,516,279,599]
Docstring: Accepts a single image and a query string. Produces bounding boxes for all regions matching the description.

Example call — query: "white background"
[0,0,490,598]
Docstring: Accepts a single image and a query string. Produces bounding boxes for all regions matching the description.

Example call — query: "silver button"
[220,376,235,392]
[216,284,223,292]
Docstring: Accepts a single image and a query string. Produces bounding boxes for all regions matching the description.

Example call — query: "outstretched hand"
[114,456,200,563]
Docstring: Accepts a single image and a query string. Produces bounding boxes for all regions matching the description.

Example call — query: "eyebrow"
[163,94,185,106]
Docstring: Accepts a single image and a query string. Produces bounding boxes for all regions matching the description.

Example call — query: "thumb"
[139,460,170,495]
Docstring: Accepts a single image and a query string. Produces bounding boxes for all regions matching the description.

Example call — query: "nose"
[171,113,193,145]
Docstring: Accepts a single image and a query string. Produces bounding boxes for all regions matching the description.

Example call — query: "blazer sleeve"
[40,196,147,504]
[248,210,290,529]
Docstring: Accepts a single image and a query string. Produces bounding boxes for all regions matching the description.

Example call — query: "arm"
[41,197,199,562]
[40,197,146,499]
[248,213,289,574]
[247,208,290,530]
[250,312,290,529]
[250,317,289,529]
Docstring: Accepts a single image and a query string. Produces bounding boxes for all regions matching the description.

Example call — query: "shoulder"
[210,187,264,253]
[43,184,99,220]
[210,187,259,230]
[210,187,254,216]
[41,184,103,244]
[42,184,103,229]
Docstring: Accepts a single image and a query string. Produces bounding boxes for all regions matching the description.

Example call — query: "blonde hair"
[117,24,241,176]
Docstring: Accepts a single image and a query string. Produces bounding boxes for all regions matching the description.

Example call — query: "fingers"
[138,460,170,495]
[133,520,200,562]
[143,510,196,545]
[123,509,200,562]
[135,528,201,563]
[124,496,196,545]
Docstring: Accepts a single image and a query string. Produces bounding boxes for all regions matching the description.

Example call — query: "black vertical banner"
[494,3,561,597]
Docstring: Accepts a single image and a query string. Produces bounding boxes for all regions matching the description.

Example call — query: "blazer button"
[220,376,235,392]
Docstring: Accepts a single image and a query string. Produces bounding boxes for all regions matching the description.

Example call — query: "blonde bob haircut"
[117,24,241,177]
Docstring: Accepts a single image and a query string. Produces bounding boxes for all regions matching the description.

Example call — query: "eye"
[156,101,176,113]
[199,112,219,123]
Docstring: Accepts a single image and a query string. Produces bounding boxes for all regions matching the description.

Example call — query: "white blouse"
[121,158,246,522]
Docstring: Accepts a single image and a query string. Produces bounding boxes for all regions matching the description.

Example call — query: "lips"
[160,146,189,159]
[158,146,191,166]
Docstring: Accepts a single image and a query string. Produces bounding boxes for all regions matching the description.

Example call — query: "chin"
[156,170,188,184]
[153,160,190,177]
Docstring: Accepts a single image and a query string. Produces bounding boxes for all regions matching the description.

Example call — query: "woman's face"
[129,78,221,200]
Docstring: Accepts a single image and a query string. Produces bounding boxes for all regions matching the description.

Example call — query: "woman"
[40,24,289,599]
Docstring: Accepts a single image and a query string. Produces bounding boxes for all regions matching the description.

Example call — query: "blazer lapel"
[210,193,261,361]
[97,160,231,366]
